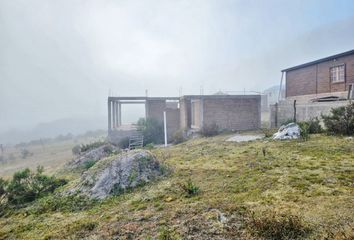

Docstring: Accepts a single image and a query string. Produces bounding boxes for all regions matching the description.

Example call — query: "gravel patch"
[226,134,264,142]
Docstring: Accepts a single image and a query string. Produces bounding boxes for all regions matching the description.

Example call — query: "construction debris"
[273,123,301,140]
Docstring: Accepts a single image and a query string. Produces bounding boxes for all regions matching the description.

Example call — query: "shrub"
[158,226,180,240]
[118,137,130,149]
[29,194,96,214]
[83,160,96,169]
[179,179,199,197]
[306,117,323,133]
[298,122,310,141]
[246,210,312,239]
[0,178,7,216]
[137,118,164,145]
[145,143,154,150]
[0,178,7,202]
[200,123,219,137]
[3,166,67,207]
[72,145,81,156]
[172,129,186,144]
[102,145,113,154]
[298,117,323,134]
[322,102,354,135]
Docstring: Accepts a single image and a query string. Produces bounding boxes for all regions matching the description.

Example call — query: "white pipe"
[163,111,167,147]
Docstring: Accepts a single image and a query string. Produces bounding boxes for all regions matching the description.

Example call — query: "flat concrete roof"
[108,96,180,101]
[181,94,261,100]
[109,95,260,102]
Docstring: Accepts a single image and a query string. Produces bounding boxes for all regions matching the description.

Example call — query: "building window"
[330,65,345,83]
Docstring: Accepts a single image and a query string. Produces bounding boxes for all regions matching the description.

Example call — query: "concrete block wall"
[146,99,180,142]
[179,98,191,129]
[166,108,180,140]
[270,100,350,128]
[203,97,261,130]
[191,99,201,129]
[146,100,166,123]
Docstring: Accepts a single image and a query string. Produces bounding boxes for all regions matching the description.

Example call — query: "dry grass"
[0,133,353,239]
[0,136,104,179]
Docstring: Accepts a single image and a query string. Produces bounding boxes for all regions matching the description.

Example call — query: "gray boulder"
[69,150,164,199]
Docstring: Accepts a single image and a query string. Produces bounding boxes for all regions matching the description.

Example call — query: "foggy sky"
[1,0,354,134]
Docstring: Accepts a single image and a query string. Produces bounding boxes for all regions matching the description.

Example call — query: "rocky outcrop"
[69,150,164,199]
[66,143,119,169]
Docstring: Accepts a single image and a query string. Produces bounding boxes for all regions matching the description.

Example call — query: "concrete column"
[144,101,148,119]
[118,102,122,126]
[115,102,119,127]
[108,99,112,132]
[112,101,116,129]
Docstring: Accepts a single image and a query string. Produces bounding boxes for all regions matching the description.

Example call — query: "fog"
[1,0,354,143]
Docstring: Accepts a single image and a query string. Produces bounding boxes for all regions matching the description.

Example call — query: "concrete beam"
[118,101,146,104]
[181,95,261,100]
[108,96,179,101]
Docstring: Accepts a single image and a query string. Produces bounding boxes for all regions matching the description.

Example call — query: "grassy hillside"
[0,134,353,239]
[0,136,105,179]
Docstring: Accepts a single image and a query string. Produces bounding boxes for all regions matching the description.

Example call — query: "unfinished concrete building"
[108,95,261,143]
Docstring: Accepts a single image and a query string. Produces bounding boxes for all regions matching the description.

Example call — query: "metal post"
[163,111,167,147]
[293,100,297,123]
[275,103,278,128]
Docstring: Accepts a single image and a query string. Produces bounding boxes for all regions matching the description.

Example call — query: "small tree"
[5,166,67,206]
[137,118,164,145]
[322,103,354,135]
[298,122,310,141]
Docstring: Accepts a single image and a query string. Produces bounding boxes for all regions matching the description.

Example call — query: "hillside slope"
[0,134,353,239]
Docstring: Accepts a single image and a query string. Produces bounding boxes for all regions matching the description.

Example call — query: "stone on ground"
[69,150,164,199]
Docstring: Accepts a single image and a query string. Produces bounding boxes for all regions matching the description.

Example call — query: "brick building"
[283,49,354,101]
[270,50,354,127]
